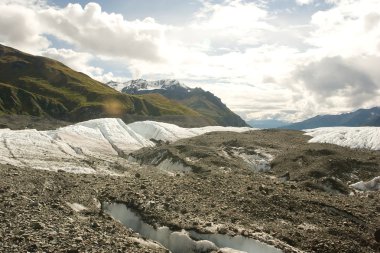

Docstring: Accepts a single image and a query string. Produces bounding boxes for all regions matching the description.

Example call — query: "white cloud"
[0,4,49,53]
[296,0,315,5]
[307,0,380,57]
[40,48,102,76]
[0,1,168,62]
[293,56,380,110]
[38,3,168,62]
[0,0,47,7]
[40,48,127,83]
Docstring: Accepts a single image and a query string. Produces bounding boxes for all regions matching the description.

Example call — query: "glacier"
[305,127,380,150]
[0,118,251,174]
[1,121,378,175]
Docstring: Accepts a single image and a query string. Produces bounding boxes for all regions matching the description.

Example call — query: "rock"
[66,249,79,253]
[375,229,380,243]
[135,173,141,178]
[74,236,83,243]
[279,172,290,181]
[91,222,100,229]
[30,222,45,230]
[27,244,38,252]
[217,227,228,234]
[241,230,249,236]
[29,201,39,207]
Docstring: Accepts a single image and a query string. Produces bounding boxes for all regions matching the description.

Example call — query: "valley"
[0,119,379,253]
[0,2,380,251]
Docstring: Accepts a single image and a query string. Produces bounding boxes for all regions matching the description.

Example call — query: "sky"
[0,0,380,122]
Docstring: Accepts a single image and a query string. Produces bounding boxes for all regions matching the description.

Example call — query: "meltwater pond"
[102,202,282,253]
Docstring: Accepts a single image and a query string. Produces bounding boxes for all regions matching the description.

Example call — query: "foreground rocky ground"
[0,130,379,252]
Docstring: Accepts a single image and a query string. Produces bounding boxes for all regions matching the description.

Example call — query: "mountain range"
[0,44,245,127]
[108,79,248,127]
[282,107,380,130]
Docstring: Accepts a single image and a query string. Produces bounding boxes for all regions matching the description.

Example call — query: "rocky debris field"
[0,115,70,130]
[0,165,168,253]
[0,129,379,253]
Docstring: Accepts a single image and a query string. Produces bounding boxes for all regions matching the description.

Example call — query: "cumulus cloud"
[38,3,167,62]
[191,0,274,47]
[0,4,49,53]
[296,0,315,5]
[41,48,103,76]
[0,0,47,7]
[307,0,380,57]
[0,1,167,62]
[295,56,380,108]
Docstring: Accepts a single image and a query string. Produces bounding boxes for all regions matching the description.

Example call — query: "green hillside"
[0,44,202,124]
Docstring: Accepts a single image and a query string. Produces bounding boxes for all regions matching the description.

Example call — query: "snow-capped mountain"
[106,79,189,92]
[108,79,249,127]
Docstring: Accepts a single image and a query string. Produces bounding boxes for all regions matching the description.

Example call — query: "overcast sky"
[1,0,379,122]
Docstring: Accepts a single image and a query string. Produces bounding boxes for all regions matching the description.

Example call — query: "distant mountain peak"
[106,79,189,92]
[117,78,248,127]
[281,107,380,130]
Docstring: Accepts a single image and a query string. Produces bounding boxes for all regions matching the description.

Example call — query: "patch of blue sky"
[89,57,133,79]
[43,33,132,79]
[44,34,73,49]
[265,0,334,24]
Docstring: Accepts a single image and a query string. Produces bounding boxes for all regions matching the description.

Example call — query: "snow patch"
[237,150,272,172]
[227,147,273,172]
[350,176,380,191]
[305,127,380,150]
[128,121,250,143]
[156,158,193,175]
[128,237,163,249]
[66,202,87,212]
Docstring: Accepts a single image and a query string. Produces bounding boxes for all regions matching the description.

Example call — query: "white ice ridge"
[304,127,380,150]
[350,176,380,191]
[0,118,251,174]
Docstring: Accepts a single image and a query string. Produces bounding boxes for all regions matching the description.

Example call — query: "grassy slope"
[0,44,200,123]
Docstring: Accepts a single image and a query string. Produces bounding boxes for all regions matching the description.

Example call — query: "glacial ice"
[0,118,251,174]
[350,176,380,191]
[305,127,380,150]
